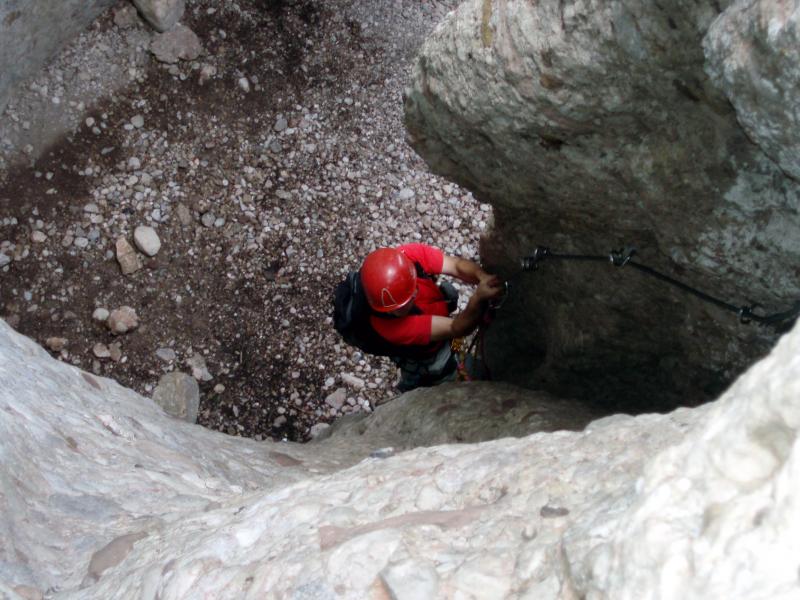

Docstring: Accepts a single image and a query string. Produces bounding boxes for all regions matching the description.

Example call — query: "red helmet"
[360,248,417,313]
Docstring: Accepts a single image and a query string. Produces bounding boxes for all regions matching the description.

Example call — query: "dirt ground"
[0,0,488,441]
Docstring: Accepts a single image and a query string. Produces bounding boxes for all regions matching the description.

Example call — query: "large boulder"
[2,314,800,597]
[404,0,800,413]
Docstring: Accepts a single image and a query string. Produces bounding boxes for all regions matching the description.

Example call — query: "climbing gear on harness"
[521,245,800,329]
[360,248,418,313]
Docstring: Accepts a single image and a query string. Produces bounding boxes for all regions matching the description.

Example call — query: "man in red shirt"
[360,243,503,391]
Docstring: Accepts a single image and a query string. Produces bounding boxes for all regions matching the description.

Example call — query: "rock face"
[2,314,800,597]
[404,0,800,413]
[0,0,116,112]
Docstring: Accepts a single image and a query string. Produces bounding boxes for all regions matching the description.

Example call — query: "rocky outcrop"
[404,0,800,412]
[0,0,117,113]
[3,315,800,597]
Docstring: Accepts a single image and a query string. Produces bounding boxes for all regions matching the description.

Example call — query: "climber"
[335,243,504,392]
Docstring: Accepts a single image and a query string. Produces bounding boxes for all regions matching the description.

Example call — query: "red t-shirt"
[370,243,449,349]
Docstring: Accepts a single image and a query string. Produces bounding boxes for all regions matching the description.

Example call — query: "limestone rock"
[45,337,67,352]
[133,225,161,257]
[150,24,203,64]
[1,318,800,597]
[132,0,184,33]
[404,0,800,412]
[107,306,139,335]
[186,353,212,381]
[152,371,199,423]
[115,237,141,275]
[324,388,347,410]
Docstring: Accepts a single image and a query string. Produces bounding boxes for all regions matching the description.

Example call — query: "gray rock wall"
[404,0,800,411]
[3,314,800,597]
[0,0,117,113]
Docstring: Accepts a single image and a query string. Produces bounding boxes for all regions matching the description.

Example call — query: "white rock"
[133,226,161,257]
[130,115,145,129]
[325,388,347,410]
[341,373,365,390]
[107,306,139,335]
[132,0,185,32]
[30,231,47,243]
[92,308,110,322]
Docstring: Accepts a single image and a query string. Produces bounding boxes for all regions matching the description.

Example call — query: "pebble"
[115,237,142,275]
[213,384,225,393]
[133,225,161,256]
[84,203,100,214]
[273,415,287,428]
[186,353,213,381]
[0,254,9,267]
[156,348,177,362]
[397,187,415,200]
[238,77,251,92]
[127,157,141,171]
[131,115,145,128]
[93,343,111,358]
[107,306,139,335]
[309,423,330,439]
[45,337,68,352]
[176,204,193,226]
[341,373,366,389]
[92,308,110,321]
[31,231,47,243]
[325,388,347,410]
[73,237,89,249]
[109,343,122,362]
[274,115,288,132]
[201,212,216,228]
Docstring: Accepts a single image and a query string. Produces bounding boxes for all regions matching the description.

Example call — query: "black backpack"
[332,268,437,359]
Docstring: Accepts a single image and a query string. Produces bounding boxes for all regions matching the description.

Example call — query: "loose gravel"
[0,0,489,441]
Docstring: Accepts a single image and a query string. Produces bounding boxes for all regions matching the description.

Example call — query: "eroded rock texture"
[405,0,800,412]
[2,316,800,597]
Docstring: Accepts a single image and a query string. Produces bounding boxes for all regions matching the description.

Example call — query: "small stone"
[238,77,251,92]
[341,373,365,389]
[201,212,215,227]
[186,353,212,381]
[113,3,139,28]
[45,337,67,352]
[274,115,288,132]
[397,188,415,201]
[133,225,161,256]
[150,25,204,64]
[0,254,10,267]
[152,372,200,423]
[107,306,139,335]
[92,308,110,322]
[108,343,123,362]
[213,384,225,393]
[84,202,100,214]
[273,415,287,428]
[309,423,330,439]
[156,347,177,362]
[176,204,193,226]
[93,343,111,358]
[324,388,347,410]
[131,115,145,129]
[127,157,141,171]
[30,231,47,243]
[115,238,142,275]
[73,237,89,249]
